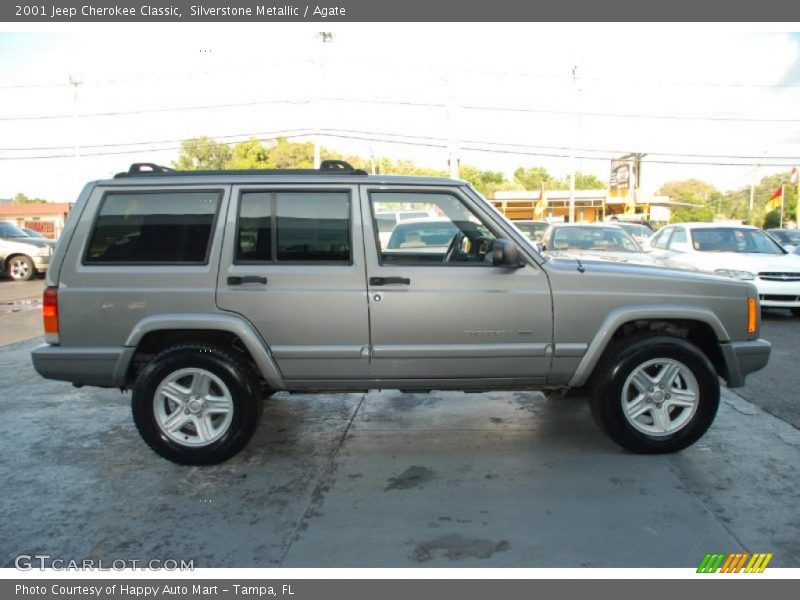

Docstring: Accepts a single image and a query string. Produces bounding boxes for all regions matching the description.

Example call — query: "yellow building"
[490,190,694,225]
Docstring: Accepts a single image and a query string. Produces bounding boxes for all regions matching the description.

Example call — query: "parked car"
[649,223,800,316]
[385,217,459,254]
[511,220,549,243]
[615,221,656,246]
[539,223,656,265]
[20,227,56,243]
[374,209,436,246]
[0,221,53,280]
[766,228,800,253]
[31,161,770,464]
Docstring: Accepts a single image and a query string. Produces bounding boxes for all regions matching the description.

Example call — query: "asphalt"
[1,336,798,568]
[738,308,800,428]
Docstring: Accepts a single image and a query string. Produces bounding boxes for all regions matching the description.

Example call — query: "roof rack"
[113,159,368,178]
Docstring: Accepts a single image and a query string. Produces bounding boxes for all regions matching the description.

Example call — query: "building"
[490,190,697,225]
[0,203,73,239]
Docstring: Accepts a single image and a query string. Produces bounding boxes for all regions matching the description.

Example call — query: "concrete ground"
[0,278,44,347]
[1,334,798,568]
[1,277,798,567]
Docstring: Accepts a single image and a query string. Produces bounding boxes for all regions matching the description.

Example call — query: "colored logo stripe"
[697,552,773,573]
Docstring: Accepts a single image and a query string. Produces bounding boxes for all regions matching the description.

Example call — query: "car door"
[360,185,553,385]
[651,226,694,269]
[216,184,370,383]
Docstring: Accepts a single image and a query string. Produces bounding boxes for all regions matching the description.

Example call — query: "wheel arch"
[122,313,286,390]
[568,305,730,388]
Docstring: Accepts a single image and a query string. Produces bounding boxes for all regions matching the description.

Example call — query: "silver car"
[31,161,771,464]
[0,221,53,281]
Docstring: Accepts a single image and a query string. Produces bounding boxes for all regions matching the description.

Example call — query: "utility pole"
[68,75,82,163]
[747,162,760,220]
[568,63,578,223]
[446,72,460,179]
[314,32,334,169]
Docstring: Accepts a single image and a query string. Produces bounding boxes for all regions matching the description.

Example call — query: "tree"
[658,179,717,202]
[719,171,798,226]
[513,166,553,190]
[12,193,48,204]
[764,209,783,229]
[459,165,507,197]
[658,179,720,223]
[173,137,232,170]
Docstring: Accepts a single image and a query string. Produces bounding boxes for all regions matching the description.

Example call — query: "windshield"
[0,223,30,238]
[618,223,653,238]
[691,228,785,255]
[550,226,642,252]
[514,222,549,242]
[770,229,800,244]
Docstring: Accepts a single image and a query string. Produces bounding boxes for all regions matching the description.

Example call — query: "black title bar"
[3,0,800,22]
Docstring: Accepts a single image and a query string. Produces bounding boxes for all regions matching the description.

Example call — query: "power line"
[6,126,800,164]
[7,95,800,124]
[0,131,315,161]
[0,129,315,151]
[3,127,800,168]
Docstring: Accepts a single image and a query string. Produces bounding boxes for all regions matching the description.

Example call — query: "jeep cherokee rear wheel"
[589,334,720,454]
[132,344,262,465]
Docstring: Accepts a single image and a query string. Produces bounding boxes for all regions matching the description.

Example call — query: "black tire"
[6,255,35,281]
[588,334,720,454]
[132,344,263,465]
[791,308,800,318]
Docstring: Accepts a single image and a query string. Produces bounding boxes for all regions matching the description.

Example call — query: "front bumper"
[31,344,133,387]
[755,278,800,308]
[720,339,771,387]
[32,255,51,271]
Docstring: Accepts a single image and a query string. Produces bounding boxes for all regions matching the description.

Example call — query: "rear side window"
[85,191,220,264]
[235,191,351,263]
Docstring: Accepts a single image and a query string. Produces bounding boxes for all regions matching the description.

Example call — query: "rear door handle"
[369,276,411,286]
[228,276,268,286]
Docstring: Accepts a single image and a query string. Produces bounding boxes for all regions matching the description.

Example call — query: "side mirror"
[493,239,524,268]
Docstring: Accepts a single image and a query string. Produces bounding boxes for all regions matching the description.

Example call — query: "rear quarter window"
[84,191,221,264]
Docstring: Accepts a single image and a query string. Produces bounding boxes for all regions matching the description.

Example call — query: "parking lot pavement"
[738,309,800,428]
[2,338,798,568]
[0,278,45,346]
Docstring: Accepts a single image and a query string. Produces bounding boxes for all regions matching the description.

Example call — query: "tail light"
[43,286,59,340]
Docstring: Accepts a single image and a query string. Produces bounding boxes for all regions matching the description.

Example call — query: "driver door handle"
[228,275,268,286]
[369,276,410,286]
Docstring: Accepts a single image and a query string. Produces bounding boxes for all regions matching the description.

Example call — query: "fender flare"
[567,304,730,388]
[123,313,286,390]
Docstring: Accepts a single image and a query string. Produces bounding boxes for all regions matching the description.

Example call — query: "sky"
[2,24,800,202]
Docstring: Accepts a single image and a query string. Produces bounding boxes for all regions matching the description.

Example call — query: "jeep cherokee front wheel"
[132,344,262,465]
[589,334,720,454]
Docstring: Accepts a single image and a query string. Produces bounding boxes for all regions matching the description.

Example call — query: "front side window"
[235,191,351,263]
[651,227,672,250]
[370,191,496,264]
[85,191,220,264]
[668,227,688,250]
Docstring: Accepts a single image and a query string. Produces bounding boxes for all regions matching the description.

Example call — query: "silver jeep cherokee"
[31,161,771,465]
